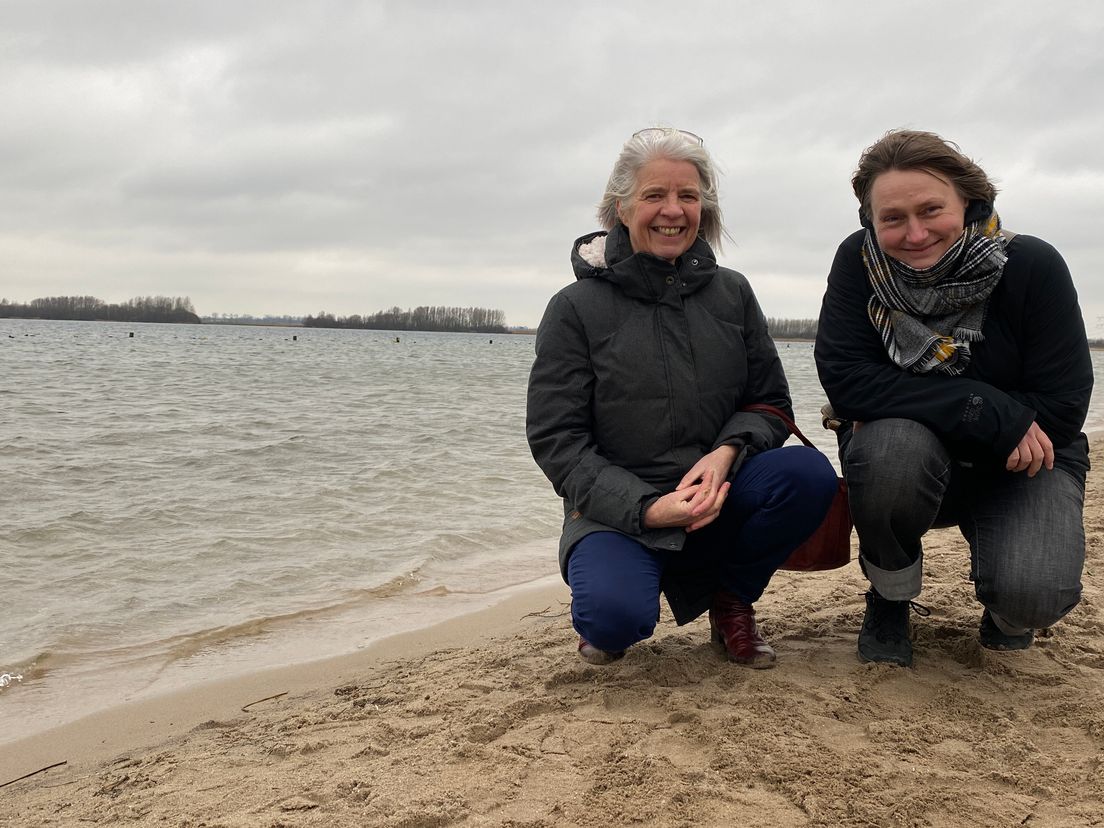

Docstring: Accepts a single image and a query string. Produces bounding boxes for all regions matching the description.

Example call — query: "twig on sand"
[523,602,571,620]
[0,760,68,788]
[241,691,288,712]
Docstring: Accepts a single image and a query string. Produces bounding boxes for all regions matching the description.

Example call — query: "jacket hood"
[569,223,718,300]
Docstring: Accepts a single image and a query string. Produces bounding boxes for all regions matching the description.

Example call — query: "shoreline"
[0,566,566,750]
[8,437,1104,825]
[0,576,569,785]
[0,545,561,748]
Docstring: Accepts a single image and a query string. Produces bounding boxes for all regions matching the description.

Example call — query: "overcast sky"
[3,1,1102,331]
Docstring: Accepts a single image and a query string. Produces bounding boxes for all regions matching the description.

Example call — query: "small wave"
[28,568,434,678]
[421,524,554,560]
[343,570,426,599]
[12,510,109,543]
[0,651,58,691]
[187,570,430,646]
[175,434,309,464]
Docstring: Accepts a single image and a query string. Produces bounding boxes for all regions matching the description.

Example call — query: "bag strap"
[740,403,815,448]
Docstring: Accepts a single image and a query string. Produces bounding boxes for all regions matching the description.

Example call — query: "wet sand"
[6,442,1104,827]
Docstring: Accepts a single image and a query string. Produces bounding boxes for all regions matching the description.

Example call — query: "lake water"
[2,318,1102,744]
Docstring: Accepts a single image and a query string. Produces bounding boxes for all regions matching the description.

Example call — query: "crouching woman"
[527,127,837,668]
[815,129,1093,666]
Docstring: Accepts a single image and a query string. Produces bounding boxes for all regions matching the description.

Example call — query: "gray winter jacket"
[526,223,793,615]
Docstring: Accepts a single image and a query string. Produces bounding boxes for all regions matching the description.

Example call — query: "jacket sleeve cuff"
[994,406,1039,460]
[573,463,661,534]
[713,412,789,454]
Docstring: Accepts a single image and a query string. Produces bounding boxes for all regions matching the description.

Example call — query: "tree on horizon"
[0,295,200,324]
[304,305,507,333]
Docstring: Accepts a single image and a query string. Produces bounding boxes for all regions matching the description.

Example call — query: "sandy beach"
[6,442,1104,827]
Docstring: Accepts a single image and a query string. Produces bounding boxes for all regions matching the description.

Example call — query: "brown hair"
[852,129,998,221]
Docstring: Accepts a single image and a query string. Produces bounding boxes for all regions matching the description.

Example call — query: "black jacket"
[526,224,792,617]
[815,230,1092,476]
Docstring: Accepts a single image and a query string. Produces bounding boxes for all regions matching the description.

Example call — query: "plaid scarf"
[862,210,1007,375]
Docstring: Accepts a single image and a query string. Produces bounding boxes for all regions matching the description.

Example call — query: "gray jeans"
[843,418,1085,633]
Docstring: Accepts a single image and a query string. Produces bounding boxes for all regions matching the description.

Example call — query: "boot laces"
[867,593,929,643]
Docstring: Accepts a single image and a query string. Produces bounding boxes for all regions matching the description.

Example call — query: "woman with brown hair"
[815,129,1093,667]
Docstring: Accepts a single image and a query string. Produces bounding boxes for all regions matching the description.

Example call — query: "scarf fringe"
[953,326,986,343]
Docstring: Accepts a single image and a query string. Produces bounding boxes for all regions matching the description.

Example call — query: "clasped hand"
[1006,421,1054,477]
[643,445,738,532]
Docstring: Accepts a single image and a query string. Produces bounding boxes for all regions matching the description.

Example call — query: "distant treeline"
[304,306,507,333]
[203,313,303,326]
[768,317,818,340]
[0,295,200,324]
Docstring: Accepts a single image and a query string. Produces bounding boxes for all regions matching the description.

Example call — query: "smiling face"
[869,168,968,269]
[618,158,702,263]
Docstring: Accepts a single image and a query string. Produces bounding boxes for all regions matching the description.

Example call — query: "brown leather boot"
[709,592,777,668]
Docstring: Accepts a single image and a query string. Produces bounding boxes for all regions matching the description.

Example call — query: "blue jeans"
[844,418,1085,633]
[567,446,837,652]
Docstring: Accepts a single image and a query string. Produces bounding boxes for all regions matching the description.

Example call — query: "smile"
[653,227,685,237]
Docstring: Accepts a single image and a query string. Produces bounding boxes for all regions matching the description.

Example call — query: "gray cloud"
[2,0,1102,332]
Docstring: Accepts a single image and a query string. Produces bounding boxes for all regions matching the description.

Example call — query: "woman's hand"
[1006,421,1054,477]
[678,445,739,530]
[643,470,732,532]
[641,445,740,533]
[678,445,739,494]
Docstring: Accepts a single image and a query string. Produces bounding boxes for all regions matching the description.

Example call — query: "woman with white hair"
[527,128,837,667]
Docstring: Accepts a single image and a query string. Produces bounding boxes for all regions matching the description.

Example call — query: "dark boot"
[709,591,777,668]
[979,609,1034,651]
[858,589,919,667]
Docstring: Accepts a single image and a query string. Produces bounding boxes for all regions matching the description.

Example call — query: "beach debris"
[522,603,571,620]
[241,691,288,712]
[0,760,67,789]
[279,795,320,812]
[0,672,22,689]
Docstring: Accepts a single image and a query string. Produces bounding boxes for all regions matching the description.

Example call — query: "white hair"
[596,129,727,250]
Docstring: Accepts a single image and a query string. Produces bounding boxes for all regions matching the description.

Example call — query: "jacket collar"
[570,223,717,301]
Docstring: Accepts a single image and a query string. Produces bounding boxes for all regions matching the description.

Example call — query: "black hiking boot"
[858,590,917,667]
[978,609,1034,651]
